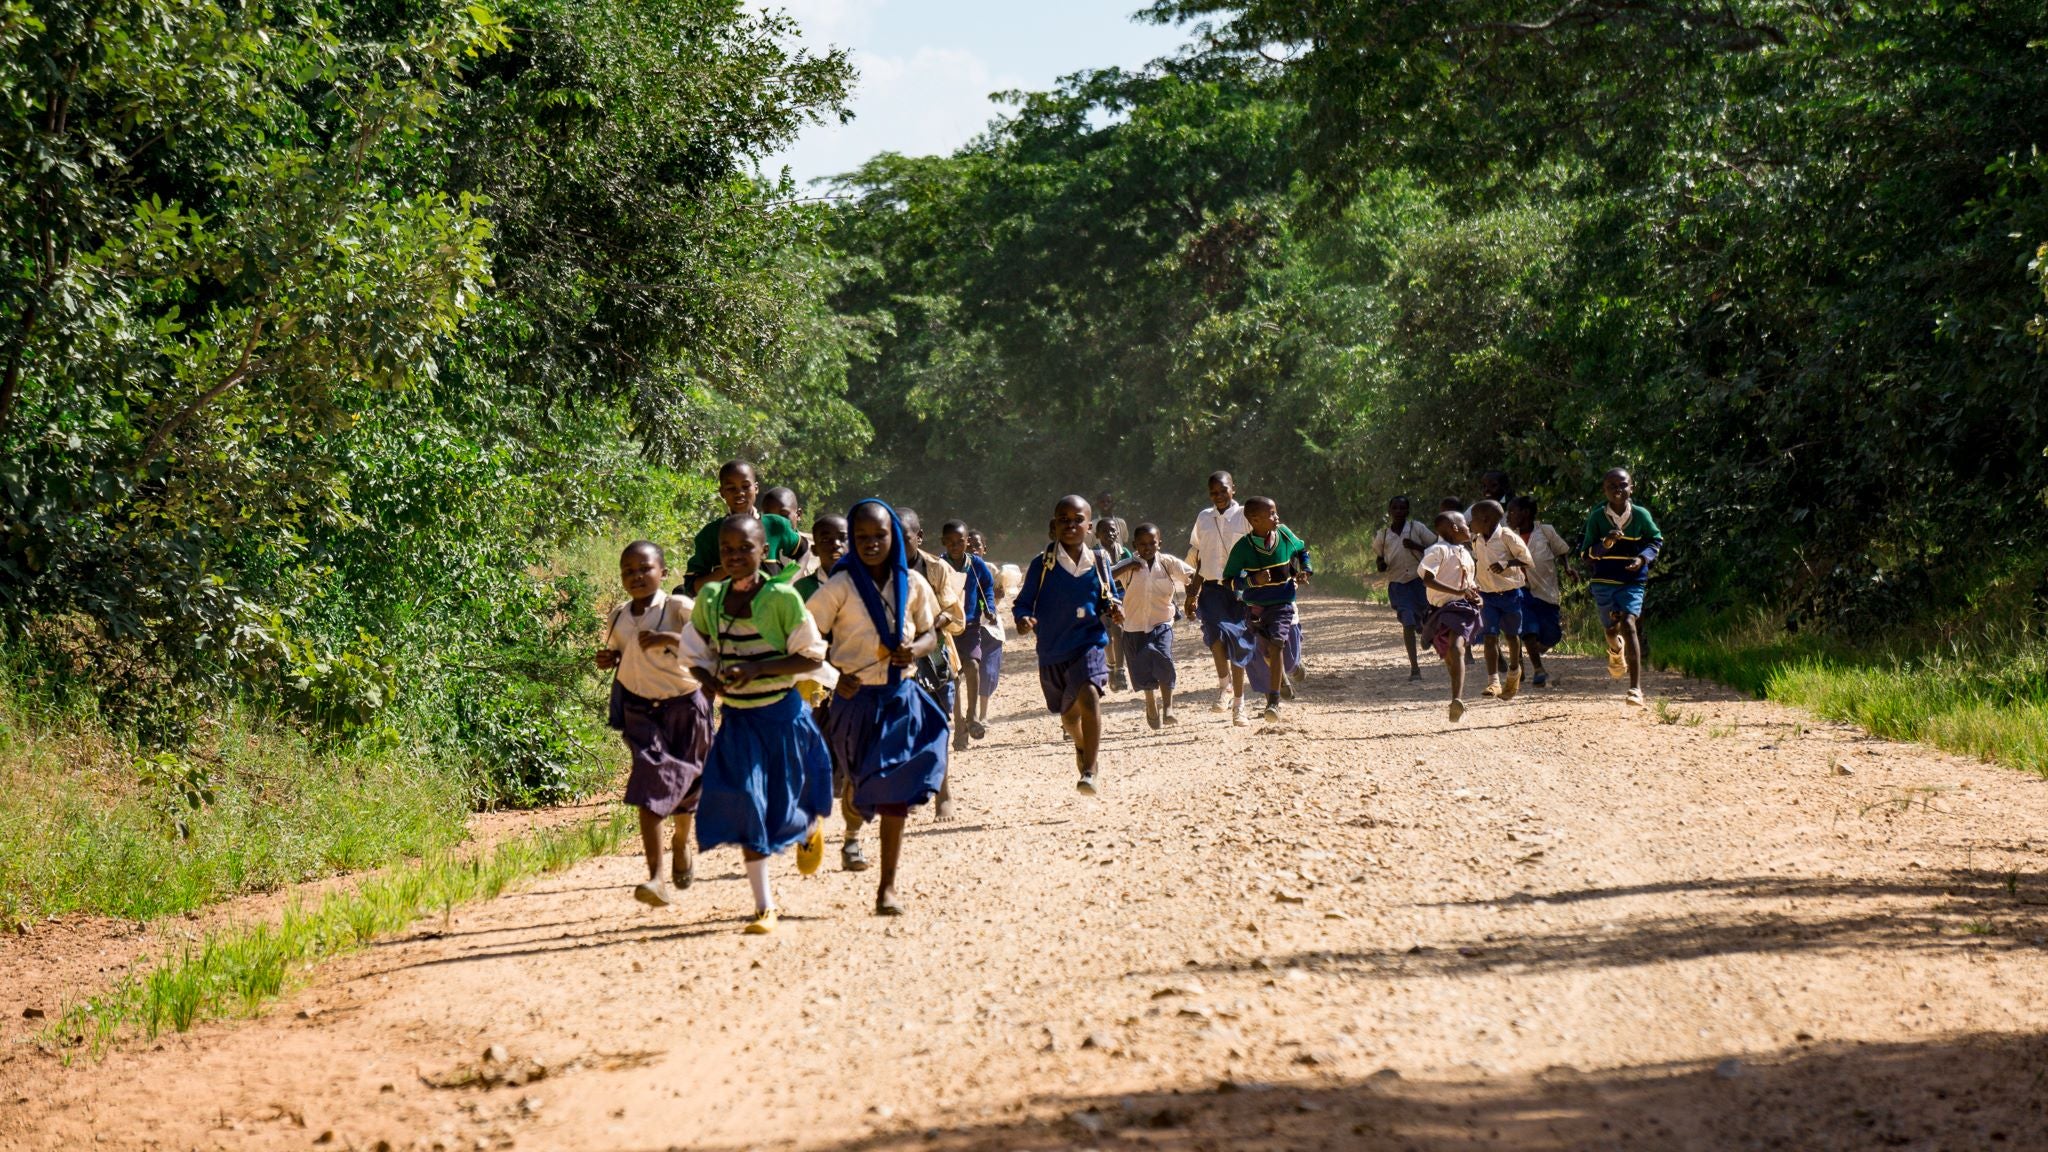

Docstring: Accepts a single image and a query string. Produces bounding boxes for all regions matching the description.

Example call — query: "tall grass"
[49,808,634,1058]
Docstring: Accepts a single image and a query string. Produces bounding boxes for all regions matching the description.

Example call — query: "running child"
[1507,496,1571,687]
[1582,467,1663,706]
[761,486,819,582]
[897,507,964,817]
[1418,510,1484,722]
[793,514,869,872]
[807,501,950,915]
[1094,510,1134,691]
[1221,497,1313,723]
[1013,495,1124,794]
[1185,471,1250,715]
[793,514,847,602]
[682,461,809,593]
[597,541,711,908]
[683,515,834,935]
[942,520,1001,748]
[1373,495,1437,681]
[967,530,1008,725]
[1112,523,1197,729]
[1468,499,1533,701]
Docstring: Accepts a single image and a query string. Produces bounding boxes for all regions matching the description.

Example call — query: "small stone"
[1273,889,1307,905]
[1294,1050,1336,1067]
[1082,1031,1119,1053]
[1831,761,1853,776]
[1369,1067,1402,1081]
[868,1104,895,1119]
[313,1133,337,1146]
[1323,909,1350,921]
[518,1097,542,1116]
[20,1007,43,1020]
[1715,1058,1745,1079]
[1151,980,1205,998]
[1795,1031,1815,1042]
[482,1044,509,1065]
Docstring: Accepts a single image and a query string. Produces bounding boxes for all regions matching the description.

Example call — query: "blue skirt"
[695,692,835,856]
[979,643,1003,696]
[826,679,949,819]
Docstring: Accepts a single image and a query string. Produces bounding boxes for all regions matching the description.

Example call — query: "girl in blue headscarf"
[802,499,951,915]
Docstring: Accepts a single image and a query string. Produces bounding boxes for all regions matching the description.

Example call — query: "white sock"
[745,857,773,912]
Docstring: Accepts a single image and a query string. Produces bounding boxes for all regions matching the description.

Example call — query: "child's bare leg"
[876,814,906,914]
[1620,614,1644,689]
[1159,683,1174,719]
[637,809,664,881]
[1209,640,1230,681]
[1484,634,1501,679]
[1263,638,1285,704]
[671,811,695,887]
[1443,639,1467,715]
[1067,688,1103,779]
[1402,626,1421,672]
[1504,635,1524,693]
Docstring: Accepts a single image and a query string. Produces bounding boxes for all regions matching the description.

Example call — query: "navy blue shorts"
[1520,596,1563,648]
[1480,588,1526,638]
[1592,581,1646,621]
[1038,646,1108,715]
[1387,578,1430,630]
[1120,624,1177,691]
[1196,582,1244,648]
[1246,601,1298,646]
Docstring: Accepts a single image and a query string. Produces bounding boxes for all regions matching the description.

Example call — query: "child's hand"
[1296,571,1312,586]
[1601,530,1623,550]
[1464,588,1483,604]
[1108,603,1126,628]
[720,663,760,691]
[637,630,681,651]
[1017,615,1037,636]
[835,674,863,699]
[887,643,917,668]
[1375,558,1389,573]
[594,649,620,671]
[1403,537,1425,554]
[1490,561,1507,574]
[1625,557,1646,573]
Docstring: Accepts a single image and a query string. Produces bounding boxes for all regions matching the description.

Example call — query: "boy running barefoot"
[1112,523,1197,729]
[1468,499,1533,701]
[1418,511,1484,722]
[1582,468,1663,706]
[1506,496,1571,687]
[682,460,809,593]
[1373,495,1437,680]
[1222,497,1313,723]
[597,542,711,908]
[1185,471,1250,714]
[1014,495,1125,795]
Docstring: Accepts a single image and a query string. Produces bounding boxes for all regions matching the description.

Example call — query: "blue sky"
[761,1,1192,186]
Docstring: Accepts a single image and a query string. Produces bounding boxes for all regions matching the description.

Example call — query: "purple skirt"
[618,686,712,817]
[1422,600,1484,660]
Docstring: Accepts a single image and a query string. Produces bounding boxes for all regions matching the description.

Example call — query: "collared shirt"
[1186,503,1249,581]
[1417,542,1477,608]
[1052,542,1103,579]
[605,589,700,700]
[1471,525,1534,593]
[913,548,965,636]
[804,569,940,687]
[1372,520,1438,584]
[1117,554,1196,633]
[1522,522,1572,605]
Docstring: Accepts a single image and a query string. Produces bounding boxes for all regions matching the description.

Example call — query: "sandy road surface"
[8,593,2048,1151]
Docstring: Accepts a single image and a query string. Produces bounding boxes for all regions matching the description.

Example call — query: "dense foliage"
[827,2,2048,632]
[0,0,862,801]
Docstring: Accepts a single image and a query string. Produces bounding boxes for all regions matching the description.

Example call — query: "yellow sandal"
[796,820,825,876]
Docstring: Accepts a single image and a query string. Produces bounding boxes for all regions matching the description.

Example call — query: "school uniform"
[684,579,835,856]
[1581,501,1664,620]
[1471,524,1535,638]
[1222,526,1312,647]
[1116,554,1196,692]
[912,548,966,716]
[1417,542,1482,660]
[808,514,950,821]
[604,590,711,818]
[1185,502,1250,648]
[1013,543,1121,714]
[948,552,1003,670]
[681,511,806,589]
[1373,520,1438,630]
[1519,522,1572,648]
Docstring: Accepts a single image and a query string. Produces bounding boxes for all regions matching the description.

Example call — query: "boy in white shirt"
[1507,495,1572,687]
[1372,495,1437,681]
[1468,499,1533,701]
[1114,522,1198,729]
[596,541,712,908]
[1417,512,1484,723]
[1184,470,1251,713]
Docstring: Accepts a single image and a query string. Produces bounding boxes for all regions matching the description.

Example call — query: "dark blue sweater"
[1013,547,1120,665]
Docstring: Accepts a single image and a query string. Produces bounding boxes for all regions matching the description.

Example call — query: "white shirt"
[805,569,941,687]
[1417,542,1477,608]
[1471,525,1534,593]
[1186,503,1249,581]
[1117,554,1196,633]
[605,590,700,700]
[1522,522,1572,604]
[1372,520,1438,584]
[1052,542,1103,579]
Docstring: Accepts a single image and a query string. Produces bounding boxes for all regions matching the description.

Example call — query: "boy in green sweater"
[1580,468,1663,706]
[1222,496,1312,723]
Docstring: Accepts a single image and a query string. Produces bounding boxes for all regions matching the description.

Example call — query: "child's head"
[1434,509,1472,544]
[1050,495,1092,549]
[619,540,665,601]
[1132,522,1162,561]
[849,502,895,575]
[759,485,799,523]
[716,514,767,583]
[1388,494,1412,522]
[812,514,848,571]
[941,519,969,561]
[1245,495,1279,534]
[897,507,925,550]
[1094,516,1122,549]
[717,460,759,514]
[1480,469,1512,502]
[1439,496,1465,514]
[1604,467,1633,506]
[1207,470,1236,511]
[1469,499,1504,535]
[967,529,987,555]
[1506,495,1537,537]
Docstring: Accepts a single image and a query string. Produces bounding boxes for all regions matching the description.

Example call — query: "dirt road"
[8,593,2048,1151]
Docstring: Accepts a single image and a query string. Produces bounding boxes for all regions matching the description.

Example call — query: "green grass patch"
[47,807,633,1058]
[1652,607,2048,777]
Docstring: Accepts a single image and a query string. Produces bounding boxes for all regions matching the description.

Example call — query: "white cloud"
[759,0,881,45]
